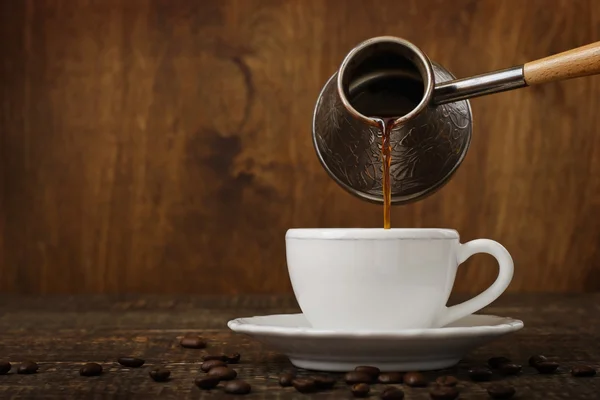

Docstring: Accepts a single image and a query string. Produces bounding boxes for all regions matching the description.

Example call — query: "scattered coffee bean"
[117,357,145,368]
[313,375,336,389]
[179,335,207,349]
[488,356,512,369]
[430,386,459,400]
[0,361,11,375]
[207,366,237,380]
[79,363,102,377]
[528,354,547,367]
[499,363,522,376]
[403,371,427,387]
[225,353,241,364]
[292,378,317,393]
[381,387,405,399]
[225,380,251,395]
[279,372,295,387]
[351,383,370,398]
[195,376,220,390]
[202,354,228,362]
[149,368,171,382]
[571,365,597,377]
[201,359,226,372]
[468,366,493,381]
[435,375,458,387]
[17,361,39,374]
[355,365,380,378]
[378,371,404,384]
[344,371,374,384]
[487,384,516,399]
[535,361,559,374]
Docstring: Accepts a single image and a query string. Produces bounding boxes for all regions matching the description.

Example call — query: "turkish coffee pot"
[312,36,600,204]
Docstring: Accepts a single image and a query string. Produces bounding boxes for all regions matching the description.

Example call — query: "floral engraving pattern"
[313,65,472,203]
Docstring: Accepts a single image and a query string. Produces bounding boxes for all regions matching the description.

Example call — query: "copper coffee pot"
[313,36,600,204]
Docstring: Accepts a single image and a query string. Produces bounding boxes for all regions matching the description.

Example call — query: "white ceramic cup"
[286,228,513,331]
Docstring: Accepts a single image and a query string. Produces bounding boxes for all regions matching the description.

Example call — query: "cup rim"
[286,228,459,240]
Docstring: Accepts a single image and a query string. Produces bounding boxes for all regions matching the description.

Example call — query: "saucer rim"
[227,313,524,338]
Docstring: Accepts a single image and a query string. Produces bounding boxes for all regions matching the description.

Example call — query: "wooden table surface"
[0,294,599,399]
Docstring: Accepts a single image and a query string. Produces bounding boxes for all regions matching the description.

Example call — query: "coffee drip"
[347,73,424,228]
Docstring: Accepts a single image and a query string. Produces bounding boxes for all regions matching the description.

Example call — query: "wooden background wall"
[1,0,599,295]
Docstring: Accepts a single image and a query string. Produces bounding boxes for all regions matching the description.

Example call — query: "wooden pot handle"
[524,41,600,85]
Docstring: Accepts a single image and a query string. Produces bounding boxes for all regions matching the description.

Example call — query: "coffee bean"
[225,353,241,364]
[279,372,295,387]
[195,376,220,390]
[355,365,380,378]
[535,361,559,374]
[378,371,404,384]
[207,366,237,380]
[17,361,39,374]
[381,387,405,399]
[201,359,226,372]
[403,371,427,387]
[528,354,547,367]
[79,363,102,377]
[351,383,370,398]
[224,380,251,395]
[117,357,145,368]
[292,378,317,393]
[344,371,374,384]
[202,354,228,362]
[179,335,206,349]
[313,375,336,389]
[435,375,458,387]
[487,384,516,399]
[0,361,11,375]
[149,368,171,382]
[468,366,493,381]
[571,365,597,377]
[430,386,459,400]
[499,363,522,376]
[488,356,512,369]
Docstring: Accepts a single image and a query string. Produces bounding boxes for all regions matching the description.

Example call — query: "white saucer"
[228,313,523,372]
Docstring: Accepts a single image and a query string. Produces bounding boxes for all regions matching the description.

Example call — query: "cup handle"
[436,239,514,328]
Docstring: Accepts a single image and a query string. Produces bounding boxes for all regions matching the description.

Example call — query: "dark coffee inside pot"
[347,71,424,118]
[341,46,426,228]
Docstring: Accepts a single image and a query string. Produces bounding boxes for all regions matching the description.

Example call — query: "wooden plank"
[1,0,599,294]
[0,295,599,398]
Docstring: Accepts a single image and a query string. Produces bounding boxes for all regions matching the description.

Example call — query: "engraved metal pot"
[312,36,600,204]
[313,37,473,205]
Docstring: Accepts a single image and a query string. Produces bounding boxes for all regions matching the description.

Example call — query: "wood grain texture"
[1,0,600,294]
[0,294,600,399]
[524,41,600,85]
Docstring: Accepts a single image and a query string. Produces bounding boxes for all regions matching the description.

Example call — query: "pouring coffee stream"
[312,36,600,228]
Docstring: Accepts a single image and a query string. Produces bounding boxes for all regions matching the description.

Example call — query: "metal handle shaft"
[432,66,527,105]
